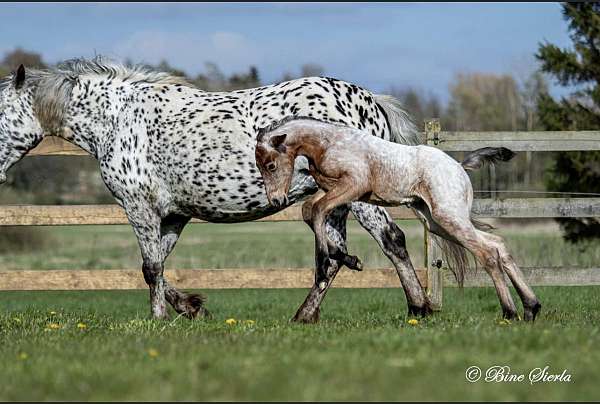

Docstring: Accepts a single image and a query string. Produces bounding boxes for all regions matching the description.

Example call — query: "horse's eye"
[266,161,277,172]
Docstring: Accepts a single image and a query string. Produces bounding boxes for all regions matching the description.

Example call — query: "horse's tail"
[374,94,421,145]
[431,218,494,288]
[461,147,516,171]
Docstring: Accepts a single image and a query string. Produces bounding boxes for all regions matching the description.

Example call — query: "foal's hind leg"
[480,232,541,321]
[426,207,519,319]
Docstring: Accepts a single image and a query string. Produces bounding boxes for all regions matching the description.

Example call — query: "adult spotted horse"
[0,58,431,322]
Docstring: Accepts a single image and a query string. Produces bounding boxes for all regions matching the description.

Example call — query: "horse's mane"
[1,56,191,89]
[0,56,193,135]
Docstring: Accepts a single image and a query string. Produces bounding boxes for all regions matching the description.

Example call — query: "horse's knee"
[380,222,409,261]
[142,261,163,286]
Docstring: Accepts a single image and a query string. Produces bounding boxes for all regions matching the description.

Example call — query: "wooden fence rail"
[1,125,599,309]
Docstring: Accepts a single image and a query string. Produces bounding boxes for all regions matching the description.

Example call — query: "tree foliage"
[537,2,600,243]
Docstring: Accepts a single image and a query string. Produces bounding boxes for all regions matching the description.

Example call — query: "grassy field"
[1,219,600,401]
[1,287,600,401]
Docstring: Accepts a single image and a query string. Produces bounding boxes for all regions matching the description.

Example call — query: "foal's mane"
[0,56,193,135]
[256,115,350,144]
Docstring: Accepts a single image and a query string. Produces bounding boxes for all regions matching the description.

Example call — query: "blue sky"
[0,2,572,103]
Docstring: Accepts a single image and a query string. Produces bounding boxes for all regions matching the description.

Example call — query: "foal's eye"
[266,161,277,172]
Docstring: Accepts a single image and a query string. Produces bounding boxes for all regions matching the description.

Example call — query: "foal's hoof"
[524,302,542,322]
[502,308,519,321]
[344,254,364,271]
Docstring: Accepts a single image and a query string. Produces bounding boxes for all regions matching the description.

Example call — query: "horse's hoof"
[291,309,320,324]
[408,303,434,317]
[180,292,211,319]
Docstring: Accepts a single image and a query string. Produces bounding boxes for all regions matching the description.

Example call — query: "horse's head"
[0,65,45,184]
[255,128,295,208]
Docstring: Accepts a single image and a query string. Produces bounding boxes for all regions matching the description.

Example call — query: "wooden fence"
[1,120,599,310]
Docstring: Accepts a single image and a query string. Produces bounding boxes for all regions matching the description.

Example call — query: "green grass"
[1,219,599,270]
[1,287,599,401]
[1,219,599,400]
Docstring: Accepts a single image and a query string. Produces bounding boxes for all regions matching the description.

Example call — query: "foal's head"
[255,123,296,208]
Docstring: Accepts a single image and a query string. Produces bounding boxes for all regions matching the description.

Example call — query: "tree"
[300,63,324,78]
[386,86,443,130]
[0,48,47,79]
[536,2,600,243]
[442,73,523,131]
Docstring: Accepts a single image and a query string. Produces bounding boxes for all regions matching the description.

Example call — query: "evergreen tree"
[536,2,600,243]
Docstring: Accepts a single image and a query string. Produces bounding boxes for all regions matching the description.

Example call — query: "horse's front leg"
[160,214,211,319]
[124,202,169,319]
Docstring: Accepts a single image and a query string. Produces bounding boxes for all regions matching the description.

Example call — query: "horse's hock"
[1,123,600,310]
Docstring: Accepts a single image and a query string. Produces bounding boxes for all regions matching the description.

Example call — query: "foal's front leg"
[302,192,363,272]
[311,183,367,290]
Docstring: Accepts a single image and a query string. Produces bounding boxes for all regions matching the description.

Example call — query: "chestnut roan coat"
[255,116,542,321]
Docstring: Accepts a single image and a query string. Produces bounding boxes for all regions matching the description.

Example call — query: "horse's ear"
[270,133,287,150]
[14,64,26,89]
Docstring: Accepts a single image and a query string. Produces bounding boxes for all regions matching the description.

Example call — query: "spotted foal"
[255,116,542,321]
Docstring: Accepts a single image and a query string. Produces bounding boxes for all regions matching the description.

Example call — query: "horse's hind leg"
[352,202,433,317]
[160,214,210,319]
[426,206,519,319]
[480,232,541,321]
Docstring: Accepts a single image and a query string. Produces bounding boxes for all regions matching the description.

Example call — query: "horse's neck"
[59,77,134,159]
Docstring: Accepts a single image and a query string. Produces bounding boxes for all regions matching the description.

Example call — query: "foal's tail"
[461,147,516,171]
[433,218,493,288]
[432,147,515,287]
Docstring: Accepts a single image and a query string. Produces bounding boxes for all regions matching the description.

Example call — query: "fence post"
[424,119,443,310]
[489,163,497,199]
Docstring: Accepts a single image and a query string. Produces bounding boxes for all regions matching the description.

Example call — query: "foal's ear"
[14,64,26,89]
[270,133,287,150]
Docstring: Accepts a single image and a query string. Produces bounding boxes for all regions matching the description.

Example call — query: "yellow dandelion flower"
[225,318,237,325]
[407,319,419,326]
[47,323,60,330]
[18,352,28,360]
[148,348,159,358]
[77,323,87,330]
[244,320,255,325]
[49,311,57,315]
